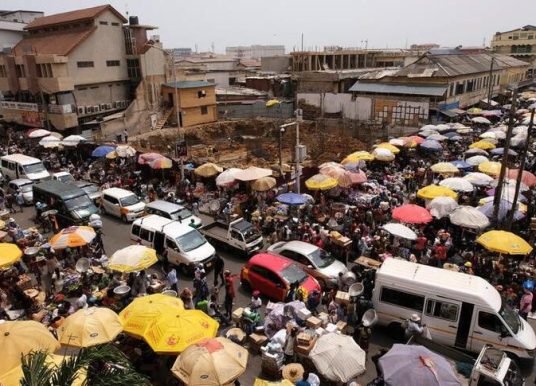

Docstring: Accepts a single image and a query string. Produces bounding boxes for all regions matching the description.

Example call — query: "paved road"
[10,208,536,385]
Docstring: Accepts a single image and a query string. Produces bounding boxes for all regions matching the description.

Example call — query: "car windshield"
[57,174,74,183]
[280,265,308,285]
[23,162,45,174]
[65,195,92,210]
[172,208,193,221]
[19,184,33,193]
[500,300,520,334]
[120,195,139,207]
[176,230,206,252]
[82,185,99,194]
[308,248,335,268]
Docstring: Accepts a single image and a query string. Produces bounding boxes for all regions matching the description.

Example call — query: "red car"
[240,252,321,301]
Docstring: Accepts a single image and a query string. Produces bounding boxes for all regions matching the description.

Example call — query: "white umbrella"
[439,177,474,193]
[382,223,417,240]
[388,138,405,147]
[449,206,490,230]
[464,172,494,186]
[39,135,62,148]
[372,148,395,161]
[234,166,272,181]
[456,127,473,134]
[464,148,488,156]
[216,168,242,187]
[418,129,439,138]
[49,132,64,139]
[426,196,458,219]
[479,131,496,139]
[435,124,451,132]
[427,134,448,141]
[309,333,366,383]
[28,129,50,138]
[466,155,489,166]
[62,135,87,146]
[471,117,491,125]
[115,145,136,158]
[491,179,529,192]
[420,124,437,131]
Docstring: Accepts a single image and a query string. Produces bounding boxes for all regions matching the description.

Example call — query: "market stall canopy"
[464,148,489,156]
[449,206,490,230]
[171,337,248,386]
[119,294,184,338]
[388,138,405,147]
[471,116,491,125]
[463,172,494,186]
[379,344,461,386]
[138,152,164,165]
[91,145,116,158]
[430,162,459,174]
[426,196,458,219]
[341,151,375,163]
[375,142,400,154]
[466,155,489,166]
[408,135,425,145]
[305,174,338,190]
[478,200,525,222]
[507,169,536,187]
[28,128,51,138]
[450,160,473,171]
[58,307,123,348]
[382,223,417,240]
[336,170,367,188]
[392,204,432,224]
[420,140,442,152]
[372,148,395,161]
[39,135,62,148]
[0,320,60,375]
[417,185,458,200]
[469,140,495,150]
[109,245,158,273]
[477,230,532,255]
[251,176,277,191]
[254,380,294,386]
[276,193,307,206]
[319,164,346,179]
[0,243,22,269]
[490,148,518,156]
[62,135,87,147]
[439,177,474,193]
[115,145,137,158]
[234,166,272,181]
[427,133,448,142]
[216,168,242,187]
[49,226,96,249]
[149,157,173,170]
[478,161,502,176]
[309,332,366,383]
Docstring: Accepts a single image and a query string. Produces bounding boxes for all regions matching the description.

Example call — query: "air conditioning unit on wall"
[77,106,85,115]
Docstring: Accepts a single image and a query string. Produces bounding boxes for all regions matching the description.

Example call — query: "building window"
[111,22,120,26]
[37,63,53,78]
[99,21,108,25]
[197,90,206,98]
[0,65,6,78]
[127,58,140,79]
[449,83,455,97]
[77,61,94,68]
[200,106,208,115]
[455,82,464,95]
[466,80,474,92]
[15,64,25,77]
[106,60,120,67]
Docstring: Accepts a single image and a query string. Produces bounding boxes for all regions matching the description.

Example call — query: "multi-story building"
[491,25,536,70]
[0,10,43,50]
[170,47,192,57]
[0,10,43,24]
[226,45,285,60]
[0,4,165,133]
[161,80,217,127]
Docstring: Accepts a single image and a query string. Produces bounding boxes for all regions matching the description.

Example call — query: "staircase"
[154,108,173,130]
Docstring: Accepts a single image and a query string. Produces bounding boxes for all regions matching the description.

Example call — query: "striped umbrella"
[49,226,96,249]
[149,157,173,169]
[109,245,158,273]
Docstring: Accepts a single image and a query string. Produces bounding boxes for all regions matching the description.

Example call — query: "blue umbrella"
[420,139,442,152]
[478,200,524,222]
[448,135,462,141]
[490,148,518,156]
[442,131,459,138]
[450,160,473,171]
[92,145,115,157]
[276,193,307,206]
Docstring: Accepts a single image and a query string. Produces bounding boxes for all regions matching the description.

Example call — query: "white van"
[145,200,202,227]
[130,214,215,274]
[373,259,536,360]
[0,154,50,182]
[101,187,145,222]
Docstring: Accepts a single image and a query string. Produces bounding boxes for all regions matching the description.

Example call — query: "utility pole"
[506,108,534,229]
[301,33,304,52]
[487,56,495,106]
[278,126,284,173]
[492,88,517,227]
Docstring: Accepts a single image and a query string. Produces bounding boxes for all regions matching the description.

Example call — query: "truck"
[200,218,263,255]
[408,335,524,386]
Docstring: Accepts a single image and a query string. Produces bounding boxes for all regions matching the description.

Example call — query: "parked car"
[240,252,321,302]
[0,154,50,182]
[52,171,75,183]
[145,200,202,227]
[70,180,102,204]
[7,179,34,205]
[200,218,263,255]
[267,240,348,288]
[101,187,145,222]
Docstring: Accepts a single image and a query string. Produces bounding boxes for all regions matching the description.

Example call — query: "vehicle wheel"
[387,322,405,341]
[121,214,128,223]
[241,279,251,292]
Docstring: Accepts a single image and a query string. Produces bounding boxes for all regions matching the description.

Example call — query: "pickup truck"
[200,218,263,255]
[408,335,524,386]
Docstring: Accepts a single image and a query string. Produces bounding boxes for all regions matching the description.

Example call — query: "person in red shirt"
[224,270,236,319]
[414,234,427,257]
[432,243,447,266]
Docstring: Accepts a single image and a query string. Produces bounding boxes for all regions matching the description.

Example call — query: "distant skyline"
[11,0,536,53]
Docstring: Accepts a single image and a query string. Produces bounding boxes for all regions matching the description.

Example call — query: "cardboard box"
[335,291,350,305]
[232,307,244,323]
[306,316,322,329]
[249,333,268,354]
[318,312,329,327]
[295,336,318,356]
[336,321,348,334]
[315,327,326,336]
[297,332,314,345]
[297,308,312,320]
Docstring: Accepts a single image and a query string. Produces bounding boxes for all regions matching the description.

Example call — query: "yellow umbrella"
[305,174,338,191]
[49,226,96,249]
[341,151,374,164]
[0,354,86,386]
[0,320,60,375]
[375,142,400,154]
[171,337,249,385]
[251,176,277,192]
[469,140,496,150]
[119,294,184,338]
[58,307,123,348]
[195,163,223,177]
[266,99,280,108]
[106,150,118,159]
[478,161,502,176]
[143,310,219,354]
[108,245,158,273]
[0,243,22,269]
[417,185,458,200]
[254,380,294,386]
[477,230,533,255]
[430,162,459,174]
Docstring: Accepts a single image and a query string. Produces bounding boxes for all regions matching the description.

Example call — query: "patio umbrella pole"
[492,89,516,227]
[506,108,534,230]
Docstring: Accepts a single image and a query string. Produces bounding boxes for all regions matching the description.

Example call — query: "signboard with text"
[0,101,38,112]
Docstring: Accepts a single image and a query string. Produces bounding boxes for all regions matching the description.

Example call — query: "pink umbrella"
[506,169,536,187]
[138,152,164,165]
[337,171,368,188]
[392,204,432,224]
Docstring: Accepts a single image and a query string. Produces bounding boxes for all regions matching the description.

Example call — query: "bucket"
[348,283,364,297]
[162,289,178,297]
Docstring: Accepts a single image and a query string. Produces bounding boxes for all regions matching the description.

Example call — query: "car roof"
[276,240,317,254]
[249,253,292,272]
[133,214,193,237]
[146,200,182,212]
[53,171,70,176]
[10,178,32,185]
[70,180,94,188]
[102,187,135,198]
[1,154,41,164]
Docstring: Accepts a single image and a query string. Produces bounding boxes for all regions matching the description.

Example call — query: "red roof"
[25,4,127,30]
[14,26,96,56]
[249,252,291,272]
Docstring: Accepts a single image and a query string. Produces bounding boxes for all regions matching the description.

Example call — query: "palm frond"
[20,350,54,386]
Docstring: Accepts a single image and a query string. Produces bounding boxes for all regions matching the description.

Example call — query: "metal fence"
[218,101,294,119]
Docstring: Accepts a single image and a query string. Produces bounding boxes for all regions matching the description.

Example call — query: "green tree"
[19,345,150,386]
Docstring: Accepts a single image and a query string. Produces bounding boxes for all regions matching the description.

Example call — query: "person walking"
[166,266,179,293]
[213,254,225,287]
[223,270,236,319]
[404,313,424,339]
[519,281,534,320]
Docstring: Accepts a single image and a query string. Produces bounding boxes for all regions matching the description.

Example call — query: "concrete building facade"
[226,45,285,59]
[0,10,43,51]
[161,80,217,127]
[491,25,536,70]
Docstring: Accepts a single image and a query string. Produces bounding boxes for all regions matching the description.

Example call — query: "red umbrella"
[408,135,425,145]
[392,204,432,224]
[506,169,536,187]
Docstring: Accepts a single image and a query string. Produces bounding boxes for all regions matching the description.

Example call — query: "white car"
[101,187,145,222]
[52,171,75,183]
[7,179,34,204]
[267,240,348,288]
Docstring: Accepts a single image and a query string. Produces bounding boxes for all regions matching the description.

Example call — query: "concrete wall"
[182,105,217,126]
[261,55,291,73]
[218,101,294,119]
[74,82,129,106]
[0,29,24,49]
[206,71,230,87]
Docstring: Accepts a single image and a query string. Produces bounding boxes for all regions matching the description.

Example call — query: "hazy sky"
[11,0,536,52]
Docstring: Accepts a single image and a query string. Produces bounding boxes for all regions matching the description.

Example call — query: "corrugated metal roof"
[348,82,447,96]
[165,81,213,89]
